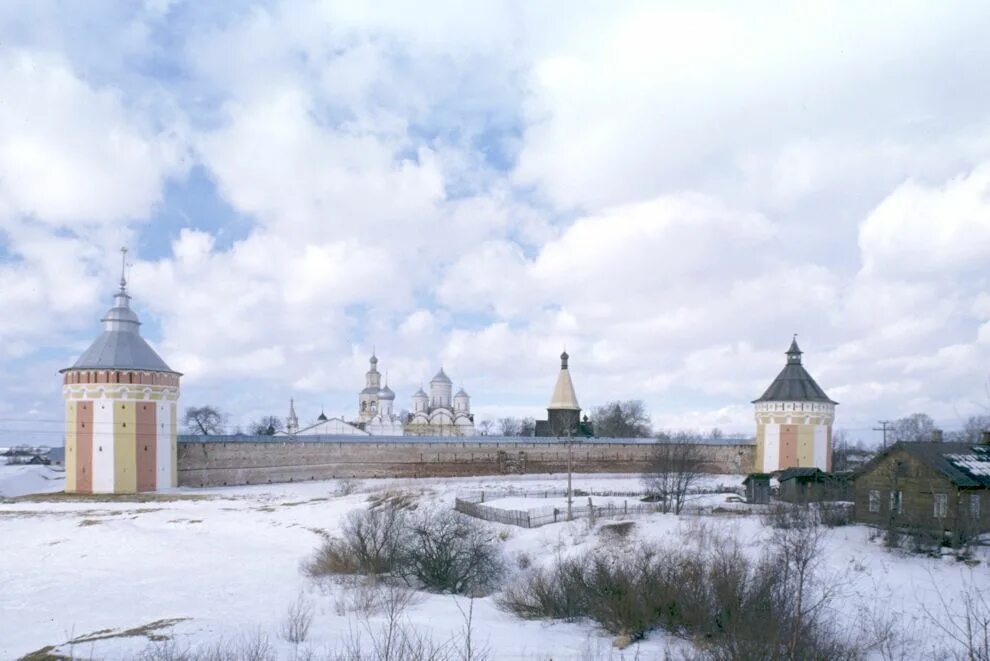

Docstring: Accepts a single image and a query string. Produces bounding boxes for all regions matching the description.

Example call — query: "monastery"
[57,252,838,492]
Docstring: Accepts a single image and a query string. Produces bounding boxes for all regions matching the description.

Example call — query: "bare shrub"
[453,597,491,661]
[598,521,635,542]
[401,507,504,595]
[280,593,315,644]
[334,478,360,496]
[642,439,703,514]
[923,580,990,661]
[333,581,450,661]
[329,576,422,617]
[761,502,819,529]
[498,554,589,621]
[500,525,860,658]
[305,502,410,578]
[137,639,193,661]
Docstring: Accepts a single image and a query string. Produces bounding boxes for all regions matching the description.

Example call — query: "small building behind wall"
[743,473,771,504]
[851,440,990,543]
[777,467,850,503]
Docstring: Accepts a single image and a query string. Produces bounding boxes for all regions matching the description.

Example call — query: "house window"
[970,494,980,519]
[869,490,880,513]
[934,493,948,518]
[889,491,902,514]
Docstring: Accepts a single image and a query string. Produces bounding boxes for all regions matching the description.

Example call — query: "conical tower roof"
[548,351,580,410]
[61,248,177,374]
[753,337,837,404]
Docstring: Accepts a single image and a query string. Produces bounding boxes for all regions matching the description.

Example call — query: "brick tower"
[60,249,181,493]
[753,337,836,472]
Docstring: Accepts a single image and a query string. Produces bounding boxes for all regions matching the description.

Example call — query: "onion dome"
[413,387,428,400]
[454,388,469,399]
[431,368,452,384]
[61,248,177,375]
[753,336,837,404]
[370,353,378,366]
[379,385,395,400]
[317,410,328,422]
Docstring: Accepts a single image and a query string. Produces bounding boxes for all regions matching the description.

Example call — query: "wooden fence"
[454,492,658,528]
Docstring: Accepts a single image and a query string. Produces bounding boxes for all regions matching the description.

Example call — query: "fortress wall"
[177,439,755,487]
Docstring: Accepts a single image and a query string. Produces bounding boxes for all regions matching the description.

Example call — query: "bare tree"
[182,406,227,435]
[497,417,521,436]
[249,416,284,436]
[590,400,652,438]
[892,413,937,443]
[642,436,704,514]
[477,419,494,436]
[519,417,536,437]
[950,415,990,444]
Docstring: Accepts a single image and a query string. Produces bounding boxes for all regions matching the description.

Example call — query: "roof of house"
[753,338,836,404]
[857,442,990,488]
[777,467,826,482]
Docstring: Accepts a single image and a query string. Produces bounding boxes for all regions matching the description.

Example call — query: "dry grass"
[18,618,190,661]
[8,492,212,504]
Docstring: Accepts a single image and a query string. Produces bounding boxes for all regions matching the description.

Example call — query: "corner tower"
[60,249,181,493]
[536,351,591,437]
[753,337,837,472]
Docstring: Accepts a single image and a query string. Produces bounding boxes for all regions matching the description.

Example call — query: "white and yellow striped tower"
[753,337,837,473]
[60,248,181,494]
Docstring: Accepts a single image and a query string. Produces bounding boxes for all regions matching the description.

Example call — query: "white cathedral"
[405,368,476,436]
[282,352,474,437]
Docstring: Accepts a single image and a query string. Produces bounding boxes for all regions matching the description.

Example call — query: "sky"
[1,1,989,445]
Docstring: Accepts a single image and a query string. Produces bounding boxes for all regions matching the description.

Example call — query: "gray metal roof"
[62,288,177,374]
[753,338,836,404]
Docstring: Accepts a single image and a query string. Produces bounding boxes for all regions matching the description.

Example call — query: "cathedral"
[404,368,476,436]
[355,352,404,435]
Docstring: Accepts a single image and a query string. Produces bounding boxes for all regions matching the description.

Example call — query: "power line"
[872,420,893,448]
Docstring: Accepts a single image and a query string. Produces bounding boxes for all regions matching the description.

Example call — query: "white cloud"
[4,2,990,444]
[858,165,990,278]
[0,49,186,227]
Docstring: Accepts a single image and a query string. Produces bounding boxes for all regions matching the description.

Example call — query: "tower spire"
[119,246,128,293]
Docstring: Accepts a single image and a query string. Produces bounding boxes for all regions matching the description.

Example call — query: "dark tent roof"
[753,338,837,404]
[777,467,825,482]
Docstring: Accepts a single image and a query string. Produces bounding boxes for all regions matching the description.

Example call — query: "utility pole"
[873,420,893,449]
[566,428,573,522]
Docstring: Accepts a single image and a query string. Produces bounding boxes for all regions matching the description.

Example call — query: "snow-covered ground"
[1,465,987,660]
[0,462,65,498]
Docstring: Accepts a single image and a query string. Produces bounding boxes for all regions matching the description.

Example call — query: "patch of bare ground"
[17,618,190,661]
[7,492,212,504]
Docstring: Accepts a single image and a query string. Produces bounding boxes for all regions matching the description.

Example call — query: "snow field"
[0,466,987,659]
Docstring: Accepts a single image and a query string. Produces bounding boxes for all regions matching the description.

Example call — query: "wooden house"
[743,473,771,504]
[851,440,990,542]
[777,467,850,503]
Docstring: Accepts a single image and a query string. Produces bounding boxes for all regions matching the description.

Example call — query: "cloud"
[4,2,990,444]
[858,165,990,278]
[0,49,187,227]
